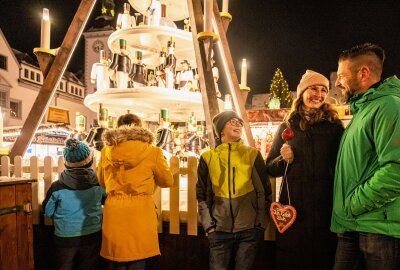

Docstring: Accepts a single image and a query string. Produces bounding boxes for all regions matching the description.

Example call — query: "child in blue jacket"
[43,138,106,270]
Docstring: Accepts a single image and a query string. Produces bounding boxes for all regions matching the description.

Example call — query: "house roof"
[0,28,21,69]
[12,48,38,66]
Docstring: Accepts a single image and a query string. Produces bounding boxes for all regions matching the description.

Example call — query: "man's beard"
[342,88,357,103]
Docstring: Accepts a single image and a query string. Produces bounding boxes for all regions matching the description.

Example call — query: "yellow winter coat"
[97,126,174,262]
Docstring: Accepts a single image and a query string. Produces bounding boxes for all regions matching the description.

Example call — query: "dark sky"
[1,0,400,97]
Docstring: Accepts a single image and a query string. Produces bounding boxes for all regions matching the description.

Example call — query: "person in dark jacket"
[266,70,344,270]
[197,111,271,270]
[43,138,106,270]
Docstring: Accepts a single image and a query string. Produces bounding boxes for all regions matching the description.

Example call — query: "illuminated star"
[101,6,107,14]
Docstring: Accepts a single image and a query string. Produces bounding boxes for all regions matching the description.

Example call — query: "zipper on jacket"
[232,167,236,194]
[228,143,235,232]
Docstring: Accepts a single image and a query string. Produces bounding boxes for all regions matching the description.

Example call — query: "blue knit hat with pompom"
[63,138,93,168]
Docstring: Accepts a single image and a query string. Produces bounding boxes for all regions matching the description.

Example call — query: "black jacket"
[266,114,343,270]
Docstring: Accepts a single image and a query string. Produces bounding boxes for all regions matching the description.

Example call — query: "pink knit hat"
[296,70,329,97]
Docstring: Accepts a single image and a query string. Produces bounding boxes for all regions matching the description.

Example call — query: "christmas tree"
[267,68,293,108]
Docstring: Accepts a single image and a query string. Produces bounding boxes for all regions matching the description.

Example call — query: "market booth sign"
[46,106,70,125]
[4,133,67,146]
[3,123,71,146]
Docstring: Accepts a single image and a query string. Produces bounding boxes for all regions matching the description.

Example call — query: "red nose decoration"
[281,128,294,142]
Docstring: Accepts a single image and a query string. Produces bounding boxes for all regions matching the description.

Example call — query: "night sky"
[1,0,400,98]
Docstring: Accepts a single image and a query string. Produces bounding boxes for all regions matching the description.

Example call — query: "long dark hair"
[285,96,339,130]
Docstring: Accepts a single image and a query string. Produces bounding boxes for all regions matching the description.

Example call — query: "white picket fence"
[0,155,275,240]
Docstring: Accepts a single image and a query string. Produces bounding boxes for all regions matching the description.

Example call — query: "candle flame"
[42,8,50,21]
[241,58,247,68]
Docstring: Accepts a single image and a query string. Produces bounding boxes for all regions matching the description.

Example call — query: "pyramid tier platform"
[108,26,195,68]
[84,86,224,122]
[129,0,189,21]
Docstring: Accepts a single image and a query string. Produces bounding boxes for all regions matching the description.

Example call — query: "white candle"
[241,58,247,87]
[41,8,51,49]
[224,94,233,111]
[222,0,229,13]
[204,0,212,32]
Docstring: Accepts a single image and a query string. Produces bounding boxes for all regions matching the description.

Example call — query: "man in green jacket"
[332,43,400,270]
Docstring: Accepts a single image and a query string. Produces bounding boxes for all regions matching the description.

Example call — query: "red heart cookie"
[269,202,297,233]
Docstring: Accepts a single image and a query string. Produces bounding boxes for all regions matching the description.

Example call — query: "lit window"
[10,100,21,118]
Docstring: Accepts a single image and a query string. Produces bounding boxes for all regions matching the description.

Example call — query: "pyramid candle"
[222,0,229,13]
[204,0,212,32]
[40,8,50,49]
[241,58,247,87]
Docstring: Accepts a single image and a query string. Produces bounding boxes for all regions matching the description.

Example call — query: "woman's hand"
[280,143,294,164]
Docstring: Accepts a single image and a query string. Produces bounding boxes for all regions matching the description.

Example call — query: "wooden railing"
[0,155,275,240]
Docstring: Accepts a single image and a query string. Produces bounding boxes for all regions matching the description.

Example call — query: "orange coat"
[97,126,174,262]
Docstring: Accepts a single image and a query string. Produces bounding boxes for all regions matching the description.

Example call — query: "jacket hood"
[350,76,400,113]
[102,126,156,169]
[102,126,155,146]
[59,168,98,190]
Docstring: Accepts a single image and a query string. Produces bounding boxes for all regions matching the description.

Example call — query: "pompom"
[63,138,92,168]
[65,138,80,150]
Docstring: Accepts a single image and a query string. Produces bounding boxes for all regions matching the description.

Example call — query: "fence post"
[30,156,40,224]
[169,156,180,234]
[264,177,277,240]
[1,155,10,177]
[57,156,64,179]
[187,156,198,236]
[13,156,23,178]
[153,186,162,233]
[43,156,54,225]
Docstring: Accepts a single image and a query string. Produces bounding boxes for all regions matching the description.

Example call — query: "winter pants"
[111,260,146,270]
[208,228,264,270]
[55,232,102,270]
[334,232,400,270]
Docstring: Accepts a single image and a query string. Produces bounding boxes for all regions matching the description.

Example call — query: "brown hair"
[339,43,385,78]
[285,96,339,130]
[339,43,385,63]
[117,113,142,127]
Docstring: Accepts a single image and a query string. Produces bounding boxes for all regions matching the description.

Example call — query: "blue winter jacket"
[43,168,106,237]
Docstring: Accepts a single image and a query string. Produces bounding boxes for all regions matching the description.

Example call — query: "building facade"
[83,26,114,95]
[0,28,97,159]
[0,28,97,129]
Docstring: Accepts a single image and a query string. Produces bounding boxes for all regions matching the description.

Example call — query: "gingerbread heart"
[269,202,297,233]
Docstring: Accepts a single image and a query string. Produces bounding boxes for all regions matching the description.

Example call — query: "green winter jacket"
[331,76,400,237]
[197,140,271,233]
